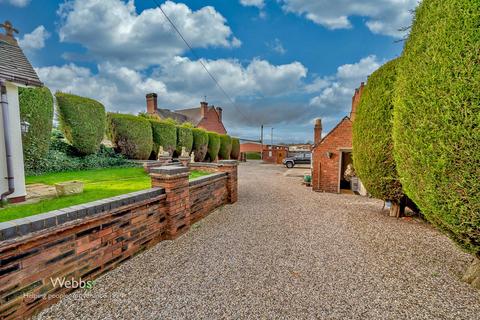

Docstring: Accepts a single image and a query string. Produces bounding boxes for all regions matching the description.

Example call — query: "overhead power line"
[151,0,256,126]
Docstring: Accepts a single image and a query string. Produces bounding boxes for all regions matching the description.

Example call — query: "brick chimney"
[350,82,365,122]
[146,93,158,114]
[216,107,223,121]
[314,118,322,144]
[200,101,208,118]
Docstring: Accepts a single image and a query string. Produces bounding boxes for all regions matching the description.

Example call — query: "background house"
[0,21,43,203]
[311,83,366,194]
[146,93,227,134]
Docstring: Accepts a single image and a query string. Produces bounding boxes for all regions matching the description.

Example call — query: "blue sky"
[0,0,418,142]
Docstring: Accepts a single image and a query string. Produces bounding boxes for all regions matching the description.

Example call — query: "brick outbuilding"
[311,83,364,193]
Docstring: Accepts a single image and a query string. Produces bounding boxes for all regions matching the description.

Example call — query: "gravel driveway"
[36,161,480,320]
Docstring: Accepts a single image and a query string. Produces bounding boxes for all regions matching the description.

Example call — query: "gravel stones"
[35,161,480,320]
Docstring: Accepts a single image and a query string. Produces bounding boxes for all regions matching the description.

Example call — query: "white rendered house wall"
[0,81,26,200]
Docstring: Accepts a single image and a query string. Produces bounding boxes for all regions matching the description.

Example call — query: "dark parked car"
[282,153,311,168]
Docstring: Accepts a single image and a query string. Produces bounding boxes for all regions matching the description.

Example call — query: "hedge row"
[207,132,220,162]
[176,125,194,156]
[219,134,232,160]
[150,120,176,158]
[24,91,237,164]
[231,137,240,160]
[19,86,54,170]
[107,113,153,160]
[352,59,403,204]
[192,128,209,162]
[56,92,106,155]
[392,0,480,256]
[352,0,479,259]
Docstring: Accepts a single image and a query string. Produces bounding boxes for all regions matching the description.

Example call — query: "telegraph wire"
[151,0,258,127]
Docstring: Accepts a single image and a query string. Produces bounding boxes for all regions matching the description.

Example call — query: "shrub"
[175,125,193,156]
[352,59,403,204]
[246,152,261,160]
[25,145,136,176]
[163,118,178,126]
[149,120,177,157]
[56,92,106,155]
[207,132,220,162]
[107,113,153,160]
[218,134,232,160]
[19,86,54,169]
[231,137,240,160]
[393,0,480,256]
[49,128,76,155]
[192,128,209,162]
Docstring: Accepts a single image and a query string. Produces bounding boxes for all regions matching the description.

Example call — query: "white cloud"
[57,0,241,68]
[36,63,188,114]
[0,0,30,7]
[18,25,50,51]
[156,57,307,98]
[240,0,265,9]
[309,55,381,116]
[36,58,307,117]
[279,0,418,37]
[267,38,286,55]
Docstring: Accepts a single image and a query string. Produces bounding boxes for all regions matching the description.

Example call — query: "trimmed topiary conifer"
[393,0,480,257]
[353,58,404,215]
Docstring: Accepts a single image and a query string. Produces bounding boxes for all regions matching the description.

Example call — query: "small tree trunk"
[462,258,480,290]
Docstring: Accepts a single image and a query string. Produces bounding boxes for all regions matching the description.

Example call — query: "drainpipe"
[0,79,14,205]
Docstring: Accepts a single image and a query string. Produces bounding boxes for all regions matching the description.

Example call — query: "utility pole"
[271,127,274,147]
[260,124,264,160]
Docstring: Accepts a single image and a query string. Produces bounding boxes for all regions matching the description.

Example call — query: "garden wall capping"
[0,188,165,242]
[150,165,189,176]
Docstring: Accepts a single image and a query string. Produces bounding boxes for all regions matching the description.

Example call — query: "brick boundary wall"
[0,161,238,319]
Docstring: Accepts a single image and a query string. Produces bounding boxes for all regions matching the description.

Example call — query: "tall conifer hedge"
[353,59,403,205]
[107,113,153,160]
[56,93,106,155]
[19,86,54,169]
[207,132,220,162]
[192,128,209,162]
[393,0,480,256]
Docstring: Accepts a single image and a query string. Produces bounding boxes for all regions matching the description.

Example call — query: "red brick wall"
[312,118,353,193]
[0,162,238,320]
[189,175,228,224]
[0,190,168,320]
[197,108,227,134]
[262,146,288,164]
[240,143,262,153]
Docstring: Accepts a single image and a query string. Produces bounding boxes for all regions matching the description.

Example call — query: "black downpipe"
[0,79,14,205]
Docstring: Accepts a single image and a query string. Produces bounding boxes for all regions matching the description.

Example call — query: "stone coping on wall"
[0,188,165,242]
[190,160,238,168]
[150,165,189,176]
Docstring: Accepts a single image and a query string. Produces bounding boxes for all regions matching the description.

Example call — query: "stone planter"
[178,156,190,167]
[55,181,84,197]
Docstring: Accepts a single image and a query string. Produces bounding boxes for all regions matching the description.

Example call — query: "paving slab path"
[36,162,480,320]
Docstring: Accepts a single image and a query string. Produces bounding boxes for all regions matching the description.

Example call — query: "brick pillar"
[150,166,190,239]
[217,160,238,204]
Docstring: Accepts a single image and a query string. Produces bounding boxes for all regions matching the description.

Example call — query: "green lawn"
[0,167,209,222]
